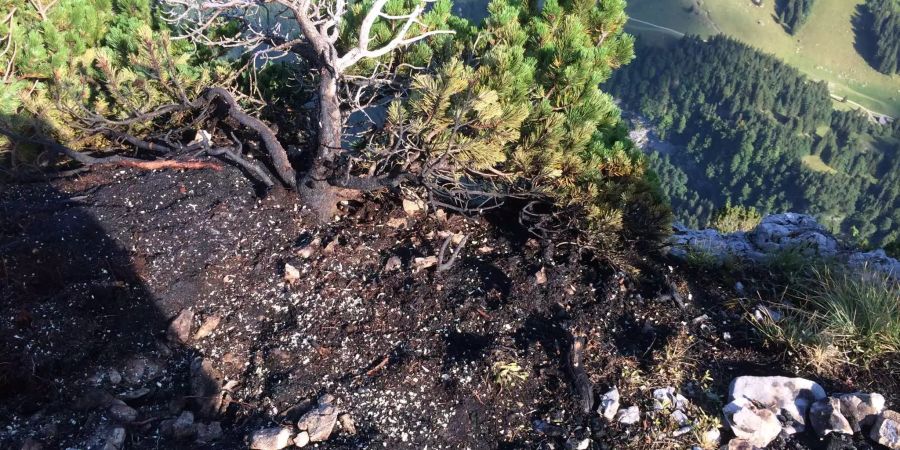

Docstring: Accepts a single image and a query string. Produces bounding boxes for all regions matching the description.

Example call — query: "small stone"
[597,387,620,421]
[837,392,885,432]
[670,410,690,426]
[293,431,310,447]
[190,358,224,418]
[723,399,782,448]
[616,406,640,425]
[195,422,222,443]
[338,413,356,435]
[402,198,425,215]
[565,437,590,450]
[193,315,221,340]
[122,357,162,384]
[652,387,676,410]
[673,425,693,437]
[727,438,761,450]
[702,427,721,447]
[386,217,407,228]
[108,404,138,423]
[535,267,547,285]
[297,394,339,442]
[869,410,900,449]
[810,397,853,436]
[284,263,300,284]
[297,238,321,258]
[383,256,402,272]
[412,256,438,272]
[167,309,194,344]
[107,369,122,385]
[20,437,43,450]
[119,388,150,400]
[104,427,126,450]
[249,427,292,450]
[171,411,197,440]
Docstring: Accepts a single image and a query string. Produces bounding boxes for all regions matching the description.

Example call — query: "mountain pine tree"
[0,0,223,167]
[386,0,671,243]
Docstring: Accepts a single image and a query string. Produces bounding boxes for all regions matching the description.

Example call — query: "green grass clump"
[752,268,900,372]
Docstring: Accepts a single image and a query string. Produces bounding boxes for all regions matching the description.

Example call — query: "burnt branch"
[437,233,469,272]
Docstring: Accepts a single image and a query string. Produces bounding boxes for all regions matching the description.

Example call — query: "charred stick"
[437,233,469,272]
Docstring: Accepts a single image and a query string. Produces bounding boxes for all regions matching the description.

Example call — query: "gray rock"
[615,406,640,425]
[597,387,620,421]
[669,213,900,278]
[727,438,761,450]
[107,369,122,385]
[167,308,194,344]
[171,411,197,440]
[671,410,690,427]
[338,413,356,435]
[837,392,885,432]
[249,427,292,450]
[20,437,43,450]
[103,427,126,450]
[383,256,402,272]
[195,422,222,443]
[190,357,224,418]
[727,375,826,434]
[297,394,339,442]
[293,431,310,447]
[870,410,900,449]
[652,387,676,410]
[723,399,782,448]
[108,404,138,423]
[809,397,852,436]
[122,356,162,384]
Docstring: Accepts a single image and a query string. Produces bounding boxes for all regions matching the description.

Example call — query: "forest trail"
[627,18,686,37]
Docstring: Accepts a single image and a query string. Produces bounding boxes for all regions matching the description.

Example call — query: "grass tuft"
[751,268,900,371]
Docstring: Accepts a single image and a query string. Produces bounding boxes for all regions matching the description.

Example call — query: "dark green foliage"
[606,36,900,246]
[775,0,817,33]
[865,0,900,74]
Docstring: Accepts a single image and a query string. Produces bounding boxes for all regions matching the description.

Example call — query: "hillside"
[624,0,900,118]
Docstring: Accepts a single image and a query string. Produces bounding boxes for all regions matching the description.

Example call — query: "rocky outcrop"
[669,213,900,276]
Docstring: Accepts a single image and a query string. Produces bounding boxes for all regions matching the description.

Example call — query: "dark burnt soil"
[0,166,896,449]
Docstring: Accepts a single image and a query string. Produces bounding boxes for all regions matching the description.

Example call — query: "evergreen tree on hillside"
[606,35,900,245]
[776,0,817,34]
[865,0,900,74]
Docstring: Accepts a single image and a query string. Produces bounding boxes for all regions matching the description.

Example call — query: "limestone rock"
[108,404,138,423]
[727,438,761,450]
[190,358,224,418]
[293,431,310,448]
[723,399,782,448]
[167,308,194,344]
[837,392,885,432]
[870,410,900,449]
[809,397,852,436]
[283,263,300,284]
[615,406,640,425]
[195,422,222,443]
[412,256,438,272]
[597,387,620,421]
[668,213,900,278]
[193,315,221,340]
[249,427,292,450]
[297,394,339,442]
[727,375,826,434]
